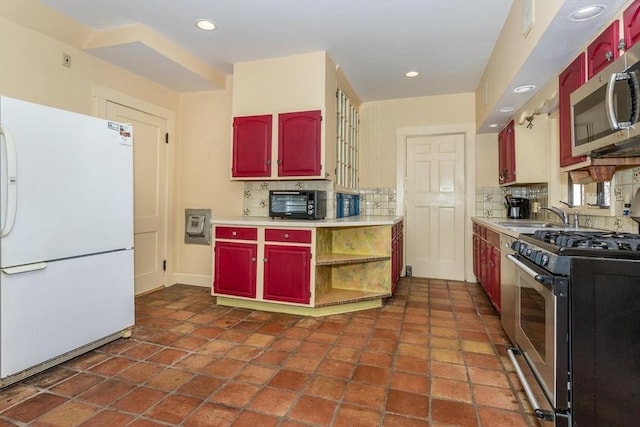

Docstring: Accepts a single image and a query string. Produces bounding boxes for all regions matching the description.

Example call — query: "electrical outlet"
[62,53,71,68]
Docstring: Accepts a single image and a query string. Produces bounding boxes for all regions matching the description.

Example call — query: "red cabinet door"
[473,233,480,279]
[213,241,257,298]
[498,121,516,184]
[490,245,501,313]
[624,0,640,49]
[278,110,322,177]
[479,239,488,288]
[263,245,311,304]
[559,53,587,167]
[232,115,272,178]
[588,21,620,78]
[498,128,507,185]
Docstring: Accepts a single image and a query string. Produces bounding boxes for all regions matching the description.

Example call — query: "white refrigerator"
[0,96,134,386]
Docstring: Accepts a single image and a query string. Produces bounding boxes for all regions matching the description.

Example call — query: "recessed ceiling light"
[196,19,216,31]
[499,106,515,113]
[405,71,419,78]
[489,124,500,128]
[570,5,605,22]
[514,84,536,93]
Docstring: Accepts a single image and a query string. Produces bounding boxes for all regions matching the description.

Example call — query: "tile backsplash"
[475,166,640,234]
[241,182,397,218]
[475,184,548,219]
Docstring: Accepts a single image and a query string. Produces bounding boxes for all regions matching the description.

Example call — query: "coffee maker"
[505,197,530,219]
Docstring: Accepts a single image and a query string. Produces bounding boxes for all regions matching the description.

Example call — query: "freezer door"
[0,97,133,268]
[0,250,134,378]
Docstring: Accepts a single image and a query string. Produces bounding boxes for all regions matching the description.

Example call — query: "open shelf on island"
[315,253,390,266]
[315,288,391,307]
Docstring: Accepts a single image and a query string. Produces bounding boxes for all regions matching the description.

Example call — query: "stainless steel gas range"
[506,229,640,427]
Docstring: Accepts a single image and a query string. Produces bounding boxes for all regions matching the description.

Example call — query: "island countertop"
[211,215,403,228]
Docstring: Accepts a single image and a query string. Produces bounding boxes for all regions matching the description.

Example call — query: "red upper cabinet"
[587,21,620,78]
[624,0,640,49]
[498,121,515,185]
[232,115,272,178]
[559,53,587,167]
[278,110,322,177]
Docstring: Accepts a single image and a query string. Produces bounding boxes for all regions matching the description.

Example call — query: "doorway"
[95,88,172,295]
[397,124,474,281]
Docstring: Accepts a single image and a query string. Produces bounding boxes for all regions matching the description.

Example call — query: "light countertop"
[211,215,403,228]
[472,217,602,238]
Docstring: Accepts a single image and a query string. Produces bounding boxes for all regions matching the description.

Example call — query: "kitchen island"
[211,216,403,316]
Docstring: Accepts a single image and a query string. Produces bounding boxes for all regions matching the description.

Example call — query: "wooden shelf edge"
[315,289,391,307]
[316,253,390,266]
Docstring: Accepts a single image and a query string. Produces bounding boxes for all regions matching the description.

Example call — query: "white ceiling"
[39,0,628,132]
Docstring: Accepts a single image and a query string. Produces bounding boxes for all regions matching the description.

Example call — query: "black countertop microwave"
[269,190,326,219]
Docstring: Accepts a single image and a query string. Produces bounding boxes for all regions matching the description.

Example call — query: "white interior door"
[405,132,465,280]
[106,102,167,295]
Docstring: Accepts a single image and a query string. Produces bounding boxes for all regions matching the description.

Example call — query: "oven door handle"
[507,347,555,422]
[506,254,556,288]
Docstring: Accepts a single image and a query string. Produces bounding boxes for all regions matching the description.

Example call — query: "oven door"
[506,254,569,424]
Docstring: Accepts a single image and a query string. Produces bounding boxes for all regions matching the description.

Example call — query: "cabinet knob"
[266,160,271,165]
[232,231,237,236]
[263,258,268,262]
[251,257,257,262]
[284,233,290,239]
[605,50,613,62]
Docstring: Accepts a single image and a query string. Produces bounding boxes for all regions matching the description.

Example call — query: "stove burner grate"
[532,230,640,251]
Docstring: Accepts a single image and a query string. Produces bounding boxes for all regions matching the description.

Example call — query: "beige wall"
[0,17,178,116]
[0,12,243,288]
[475,0,562,126]
[173,82,244,286]
[475,133,499,188]
[359,93,476,187]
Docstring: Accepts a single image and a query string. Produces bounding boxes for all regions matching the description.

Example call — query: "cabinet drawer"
[486,229,500,247]
[215,226,258,241]
[265,228,312,244]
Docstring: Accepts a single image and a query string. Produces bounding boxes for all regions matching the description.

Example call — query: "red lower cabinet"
[391,220,404,294]
[213,241,257,298]
[263,245,311,304]
[472,224,501,313]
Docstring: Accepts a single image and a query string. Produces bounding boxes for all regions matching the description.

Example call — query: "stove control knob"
[534,251,543,265]
[540,253,549,267]
[526,248,533,257]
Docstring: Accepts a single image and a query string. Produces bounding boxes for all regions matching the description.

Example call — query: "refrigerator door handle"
[1,262,48,275]
[0,125,18,238]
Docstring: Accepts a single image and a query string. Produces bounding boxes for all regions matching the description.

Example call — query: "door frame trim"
[92,85,175,288]
[396,123,476,282]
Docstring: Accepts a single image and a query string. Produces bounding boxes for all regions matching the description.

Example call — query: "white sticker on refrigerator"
[108,122,133,146]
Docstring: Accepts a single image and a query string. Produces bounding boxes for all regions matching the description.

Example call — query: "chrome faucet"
[540,206,569,226]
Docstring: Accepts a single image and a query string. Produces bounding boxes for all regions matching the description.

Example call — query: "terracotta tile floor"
[0,278,539,426]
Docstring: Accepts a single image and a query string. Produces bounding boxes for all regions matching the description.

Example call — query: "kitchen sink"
[496,221,561,228]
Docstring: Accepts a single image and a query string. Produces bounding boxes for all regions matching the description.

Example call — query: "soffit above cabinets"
[83,24,226,92]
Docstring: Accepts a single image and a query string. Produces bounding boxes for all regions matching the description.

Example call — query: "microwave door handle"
[606,73,621,130]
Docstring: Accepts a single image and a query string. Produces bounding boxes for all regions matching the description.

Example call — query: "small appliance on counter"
[505,196,530,219]
[336,193,360,218]
[269,190,326,219]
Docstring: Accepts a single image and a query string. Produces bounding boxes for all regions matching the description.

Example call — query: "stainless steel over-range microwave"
[269,190,326,220]
[571,41,640,157]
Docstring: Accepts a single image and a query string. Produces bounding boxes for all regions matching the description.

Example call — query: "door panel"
[106,102,167,295]
[406,133,465,280]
